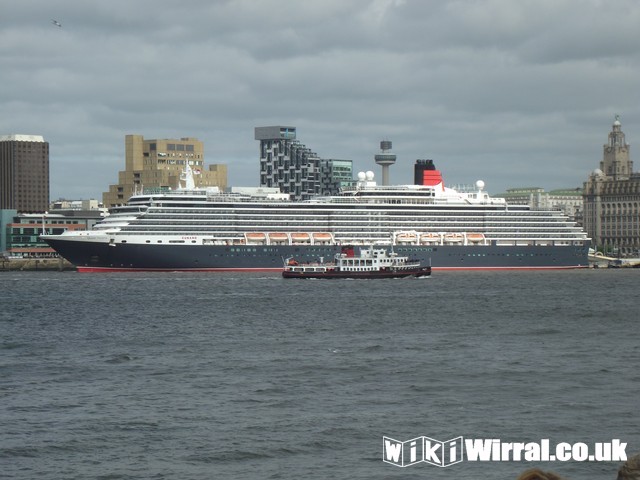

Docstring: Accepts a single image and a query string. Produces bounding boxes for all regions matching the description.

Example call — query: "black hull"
[44,237,590,271]
[282,266,432,279]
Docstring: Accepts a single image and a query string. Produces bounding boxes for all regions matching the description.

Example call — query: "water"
[1,270,638,479]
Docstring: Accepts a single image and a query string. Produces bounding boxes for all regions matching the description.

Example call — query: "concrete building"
[495,187,583,222]
[547,188,584,223]
[255,126,353,200]
[0,134,49,213]
[51,198,102,211]
[584,116,640,255]
[1,211,103,257]
[0,209,17,254]
[103,135,227,207]
[496,187,546,208]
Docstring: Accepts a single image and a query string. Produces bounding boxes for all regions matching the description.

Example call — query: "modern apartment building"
[103,135,227,207]
[583,116,640,255]
[255,126,353,200]
[0,134,49,212]
[320,158,354,195]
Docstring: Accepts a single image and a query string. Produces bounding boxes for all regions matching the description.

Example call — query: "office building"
[583,116,640,255]
[495,187,584,222]
[103,135,227,207]
[2,211,103,257]
[0,134,49,212]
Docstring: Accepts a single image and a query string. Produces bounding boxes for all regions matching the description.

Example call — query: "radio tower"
[374,140,396,186]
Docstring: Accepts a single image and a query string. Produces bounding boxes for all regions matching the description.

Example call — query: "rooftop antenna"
[41,211,48,237]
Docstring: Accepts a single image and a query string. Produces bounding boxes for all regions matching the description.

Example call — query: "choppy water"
[1,270,639,479]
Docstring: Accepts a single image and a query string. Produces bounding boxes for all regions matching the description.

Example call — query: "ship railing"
[205,193,290,203]
[321,196,439,205]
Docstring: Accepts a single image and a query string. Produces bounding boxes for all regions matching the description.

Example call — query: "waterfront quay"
[0,257,75,272]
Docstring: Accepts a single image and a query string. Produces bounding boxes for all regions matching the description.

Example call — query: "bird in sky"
[51,19,62,27]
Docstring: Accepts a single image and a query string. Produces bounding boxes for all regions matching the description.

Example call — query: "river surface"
[1,270,638,479]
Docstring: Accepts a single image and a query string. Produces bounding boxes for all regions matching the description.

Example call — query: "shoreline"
[0,258,76,272]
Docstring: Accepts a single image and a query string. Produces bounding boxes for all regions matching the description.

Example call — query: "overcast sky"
[2,0,640,200]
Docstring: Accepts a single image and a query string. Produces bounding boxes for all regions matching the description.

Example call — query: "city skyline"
[2,0,639,200]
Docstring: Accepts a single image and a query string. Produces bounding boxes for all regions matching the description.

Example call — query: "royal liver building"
[583,116,640,255]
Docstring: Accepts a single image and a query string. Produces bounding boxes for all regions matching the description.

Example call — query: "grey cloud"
[1,0,639,199]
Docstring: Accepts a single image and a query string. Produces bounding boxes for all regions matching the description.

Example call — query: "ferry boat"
[282,246,432,279]
[42,163,590,272]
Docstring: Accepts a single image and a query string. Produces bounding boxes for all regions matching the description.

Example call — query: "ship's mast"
[180,163,196,190]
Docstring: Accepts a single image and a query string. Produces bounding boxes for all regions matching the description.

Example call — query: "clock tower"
[600,115,632,180]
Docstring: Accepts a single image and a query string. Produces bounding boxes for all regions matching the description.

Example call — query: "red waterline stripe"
[432,265,588,271]
[75,265,588,273]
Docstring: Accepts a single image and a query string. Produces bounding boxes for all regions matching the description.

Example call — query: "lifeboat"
[245,232,267,244]
[268,232,290,244]
[466,233,486,244]
[444,233,464,243]
[420,233,441,244]
[395,232,418,244]
[290,233,311,243]
[312,232,334,244]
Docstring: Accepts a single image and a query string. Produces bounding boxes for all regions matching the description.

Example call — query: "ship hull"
[44,237,590,272]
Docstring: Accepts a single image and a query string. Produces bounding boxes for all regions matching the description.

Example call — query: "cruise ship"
[42,164,590,271]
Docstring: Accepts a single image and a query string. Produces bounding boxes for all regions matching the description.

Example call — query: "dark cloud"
[1,0,639,199]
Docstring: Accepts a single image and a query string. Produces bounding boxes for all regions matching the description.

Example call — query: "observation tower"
[374,140,396,186]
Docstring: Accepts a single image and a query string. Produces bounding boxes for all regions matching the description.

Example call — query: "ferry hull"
[282,266,432,279]
[44,237,590,272]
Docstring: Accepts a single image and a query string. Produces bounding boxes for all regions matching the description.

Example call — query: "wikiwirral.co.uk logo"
[382,436,628,468]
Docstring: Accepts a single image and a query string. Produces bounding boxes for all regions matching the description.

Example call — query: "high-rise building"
[583,116,640,255]
[255,126,321,200]
[103,135,227,207]
[321,159,354,195]
[255,126,353,200]
[0,134,49,213]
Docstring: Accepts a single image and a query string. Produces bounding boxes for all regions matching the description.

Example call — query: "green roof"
[547,188,584,196]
